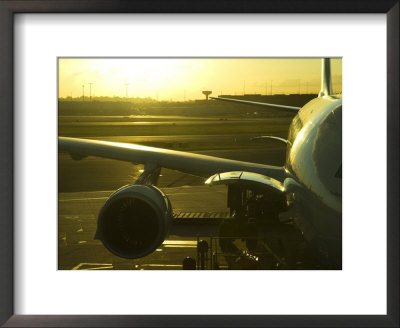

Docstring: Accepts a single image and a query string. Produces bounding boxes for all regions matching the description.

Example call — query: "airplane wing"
[210,96,300,112]
[59,137,286,182]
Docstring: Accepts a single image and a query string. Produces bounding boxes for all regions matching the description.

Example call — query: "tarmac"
[58,133,295,270]
[58,185,229,270]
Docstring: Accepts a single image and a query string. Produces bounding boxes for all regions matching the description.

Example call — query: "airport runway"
[58,184,318,270]
[58,115,292,137]
[59,115,291,123]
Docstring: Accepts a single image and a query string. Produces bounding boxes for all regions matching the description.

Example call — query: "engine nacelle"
[95,184,172,259]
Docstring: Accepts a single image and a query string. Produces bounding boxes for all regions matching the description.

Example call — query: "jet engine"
[95,184,172,259]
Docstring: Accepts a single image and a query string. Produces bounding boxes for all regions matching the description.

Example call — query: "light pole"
[88,83,94,102]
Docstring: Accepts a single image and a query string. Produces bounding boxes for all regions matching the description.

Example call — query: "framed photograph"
[1,1,398,327]
[57,56,343,273]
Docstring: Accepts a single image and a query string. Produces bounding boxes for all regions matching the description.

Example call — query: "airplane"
[58,58,342,269]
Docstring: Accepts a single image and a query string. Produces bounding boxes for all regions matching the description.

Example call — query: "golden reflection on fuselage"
[282,96,342,267]
[286,98,342,191]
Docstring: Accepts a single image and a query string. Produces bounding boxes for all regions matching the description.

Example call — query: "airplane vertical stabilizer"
[318,58,333,97]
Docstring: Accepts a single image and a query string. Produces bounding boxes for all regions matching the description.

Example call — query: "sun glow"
[58,58,342,100]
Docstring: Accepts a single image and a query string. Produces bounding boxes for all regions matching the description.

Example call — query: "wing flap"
[59,137,286,182]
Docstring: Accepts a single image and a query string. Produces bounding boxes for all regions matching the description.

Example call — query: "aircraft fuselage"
[283,96,342,268]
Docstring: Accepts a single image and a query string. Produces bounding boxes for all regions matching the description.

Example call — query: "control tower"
[202,90,212,100]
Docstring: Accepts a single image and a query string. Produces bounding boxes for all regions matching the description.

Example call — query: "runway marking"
[86,266,113,270]
[61,190,115,195]
[72,262,113,270]
[163,245,197,248]
[140,264,182,268]
[59,190,224,200]
[162,240,198,248]
[173,211,228,219]
[59,197,108,202]
[163,240,197,245]
[58,190,224,202]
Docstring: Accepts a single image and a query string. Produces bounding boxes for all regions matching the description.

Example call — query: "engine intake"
[95,184,172,259]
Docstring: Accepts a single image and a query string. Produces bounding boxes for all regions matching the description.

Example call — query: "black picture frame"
[0,1,398,327]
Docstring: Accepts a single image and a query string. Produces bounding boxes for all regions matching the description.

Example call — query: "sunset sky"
[58,58,342,101]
